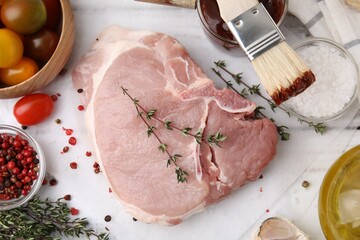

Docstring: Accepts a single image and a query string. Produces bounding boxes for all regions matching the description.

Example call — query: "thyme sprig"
[0,196,109,240]
[207,132,227,147]
[214,60,327,136]
[121,87,227,183]
[121,87,188,183]
[212,66,290,141]
[121,88,227,147]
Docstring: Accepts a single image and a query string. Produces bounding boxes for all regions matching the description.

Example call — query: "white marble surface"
[1,0,360,239]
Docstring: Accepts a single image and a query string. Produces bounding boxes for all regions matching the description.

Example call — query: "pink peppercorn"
[78,105,85,111]
[68,137,77,145]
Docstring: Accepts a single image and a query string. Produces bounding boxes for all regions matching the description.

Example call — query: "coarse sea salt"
[284,42,357,119]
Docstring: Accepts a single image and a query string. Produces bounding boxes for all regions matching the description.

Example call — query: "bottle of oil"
[319,145,360,239]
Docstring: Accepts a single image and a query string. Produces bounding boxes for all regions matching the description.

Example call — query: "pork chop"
[72,26,278,225]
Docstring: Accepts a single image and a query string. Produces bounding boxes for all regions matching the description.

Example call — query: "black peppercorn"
[302,181,310,188]
[104,215,111,222]
[4,179,11,187]
[10,175,17,183]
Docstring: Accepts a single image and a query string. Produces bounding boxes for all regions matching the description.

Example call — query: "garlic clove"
[254,217,310,240]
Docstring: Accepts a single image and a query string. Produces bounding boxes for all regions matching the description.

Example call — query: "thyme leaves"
[0,196,109,240]
[207,132,227,147]
[213,60,327,138]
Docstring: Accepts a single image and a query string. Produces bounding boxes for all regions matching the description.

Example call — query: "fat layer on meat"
[72,26,278,225]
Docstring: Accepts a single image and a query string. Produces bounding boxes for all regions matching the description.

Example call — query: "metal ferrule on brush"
[227,3,285,61]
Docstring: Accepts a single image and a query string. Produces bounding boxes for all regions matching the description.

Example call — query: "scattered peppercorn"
[104,215,112,222]
[93,162,100,174]
[68,137,77,146]
[108,187,112,193]
[70,162,78,169]
[77,88,84,93]
[133,217,137,222]
[86,151,92,157]
[51,95,58,102]
[96,38,99,41]
[21,125,28,130]
[62,127,73,136]
[62,146,69,153]
[70,207,79,215]
[78,105,85,111]
[49,178,57,186]
[302,180,310,188]
[266,209,270,213]
[259,175,263,179]
[55,119,62,124]
[64,194,71,201]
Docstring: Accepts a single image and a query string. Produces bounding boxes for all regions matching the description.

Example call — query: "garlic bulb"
[254,217,310,240]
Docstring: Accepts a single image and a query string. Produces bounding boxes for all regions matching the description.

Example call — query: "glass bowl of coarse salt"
[282,37,359,122]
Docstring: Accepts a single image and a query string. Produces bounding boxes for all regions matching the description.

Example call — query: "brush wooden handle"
[135,0,196,9]
[216,0,258,22]
[345,0,360,10]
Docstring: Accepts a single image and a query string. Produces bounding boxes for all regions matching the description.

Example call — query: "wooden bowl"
[0,0,75,99]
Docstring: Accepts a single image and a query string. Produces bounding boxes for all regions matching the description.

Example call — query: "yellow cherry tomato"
[0,28,23,68]
[0,57,38,86]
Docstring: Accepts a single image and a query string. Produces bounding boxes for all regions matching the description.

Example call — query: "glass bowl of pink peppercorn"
[0,124,46,210]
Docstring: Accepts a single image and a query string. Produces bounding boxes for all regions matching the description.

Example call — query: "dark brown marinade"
[271,70,316,105]
[200,0,285,41]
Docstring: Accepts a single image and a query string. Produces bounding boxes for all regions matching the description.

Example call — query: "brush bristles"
[252,42,316,105]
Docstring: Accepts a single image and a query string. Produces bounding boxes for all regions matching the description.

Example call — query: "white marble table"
[1,1,360,239]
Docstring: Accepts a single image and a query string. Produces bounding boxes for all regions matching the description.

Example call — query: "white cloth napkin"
[289,0,360,104]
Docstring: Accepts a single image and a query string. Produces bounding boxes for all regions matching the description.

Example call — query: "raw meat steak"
[72,26,278,225]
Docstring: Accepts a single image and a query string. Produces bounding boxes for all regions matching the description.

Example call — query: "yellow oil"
[319,145,360,240]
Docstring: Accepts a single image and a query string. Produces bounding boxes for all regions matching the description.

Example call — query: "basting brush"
[216,0,316,105]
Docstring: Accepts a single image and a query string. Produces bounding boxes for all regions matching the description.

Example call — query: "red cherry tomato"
[42,0,61,29]
[24,29,59,63]
[13,93,54,125]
